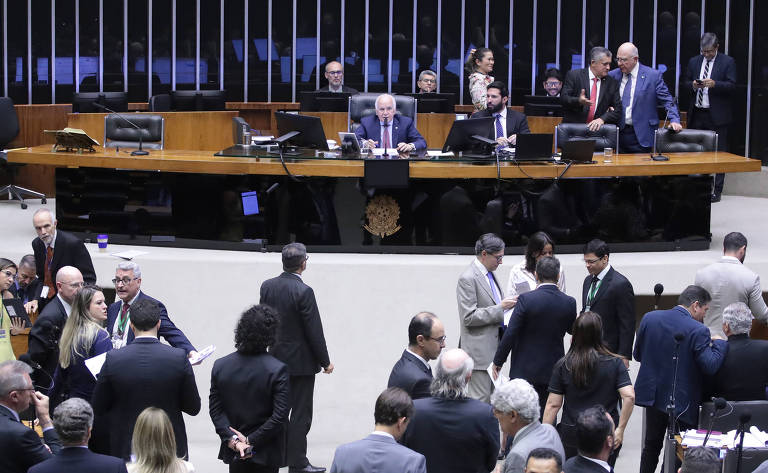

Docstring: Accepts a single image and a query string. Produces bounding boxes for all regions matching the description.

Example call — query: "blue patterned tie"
[494,114,504,152]
[622,74,632,111]
[487,272,500,304]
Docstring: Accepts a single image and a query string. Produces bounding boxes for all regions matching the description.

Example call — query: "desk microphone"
[654,283,664,310]
[651,97,678,162]
[91,102,150,156]
[702,397,728,446]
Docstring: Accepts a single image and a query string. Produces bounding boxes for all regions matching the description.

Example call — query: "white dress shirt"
[588,68,602,112]
[697,52,717,108]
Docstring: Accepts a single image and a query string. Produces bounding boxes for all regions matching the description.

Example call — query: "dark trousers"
[534,384,549,421]
[619,125,651,154]
[230,461,279,473]
[287,375,315,468]
[688,107,729,195]
[640,407,693,473]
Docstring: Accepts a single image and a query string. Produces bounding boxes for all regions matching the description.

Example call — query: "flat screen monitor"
[100,92,129,112]
[198,90,226,111]
[523,95,563,117]
[72,92,128,113]
[170,90,226,111]
[232,117,250,145]
[402,92,456,113]
[441,117,494,153]
[274,112,329,151]
[299,91,351,112]
[171,90,199,111]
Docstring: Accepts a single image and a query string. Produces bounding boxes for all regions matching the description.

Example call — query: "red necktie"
[382,123,391,149]
[586,77,599,123]
[44,246,55,299]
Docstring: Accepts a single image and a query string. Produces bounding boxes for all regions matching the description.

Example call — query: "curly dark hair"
[235,304,280,354]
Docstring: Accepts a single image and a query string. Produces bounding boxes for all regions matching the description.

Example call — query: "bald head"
[616,42,639,74]
[432,348,474,399]
[56,266,84,304]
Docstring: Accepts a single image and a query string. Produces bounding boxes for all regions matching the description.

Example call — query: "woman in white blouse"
[506,231,566,297]
[465,48,495,111]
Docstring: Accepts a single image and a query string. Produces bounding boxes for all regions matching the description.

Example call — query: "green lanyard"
[587,278,603,306]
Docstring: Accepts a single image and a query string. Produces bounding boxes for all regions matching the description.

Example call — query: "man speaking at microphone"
[633,285,727,473]
[355,94,426,153]
[607,42,682,154]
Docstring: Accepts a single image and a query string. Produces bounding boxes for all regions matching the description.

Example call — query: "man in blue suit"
[608,42,682,154]
[685,32,737,202]
[633,285,728,473]
[355,94,426,152]
[330,387,426,473]
[492,256,576,415]
[387,311,445,400]
[106,261,197,358]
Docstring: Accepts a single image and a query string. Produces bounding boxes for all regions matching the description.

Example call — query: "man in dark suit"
[710,302,768,400]
[563,406,616,473]
[92,298,201,461]
[633,285,728,473]
[315,61,359,94]
[685,32,737,202]
[330,387,426,473]
[105,261,197,358]
[11,255,43,315]
[29,398,127,473]
[260,242,333,473]
[0,360,61,473]
[608,42,682,153]
[354,93,427,152]
[581,239,635,366]
[492,256,576,414]
[210,304,290,472]
[471,81,530,148]
[31,209,96,301]
[402,348,499,473]
[25,266,84,393]
[388,311,445,400]
[561,47,622,131]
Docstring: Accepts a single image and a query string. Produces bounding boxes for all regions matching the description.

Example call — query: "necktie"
[587,275,600,307]
[586,77,599,123]
[117,302,130,337]
[697,60,711,107]
[494,114,504,139]
[487,272,500,304]
[43,246,55,299]
[622,74,632,111]
[381,123,391,149]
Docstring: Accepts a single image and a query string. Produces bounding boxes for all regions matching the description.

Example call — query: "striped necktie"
[696,60,711,107]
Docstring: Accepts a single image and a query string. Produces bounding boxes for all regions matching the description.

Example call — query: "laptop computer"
[513,133,554,161]
[561,139,597,163]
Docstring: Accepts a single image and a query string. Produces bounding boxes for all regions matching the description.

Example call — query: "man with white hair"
[402,348,499,473]
[355,94,426,152]
[491,378,565,473]
[105,261,197,358]
[710,301,768,400]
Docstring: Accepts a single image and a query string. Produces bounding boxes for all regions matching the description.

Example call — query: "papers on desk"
[426,150,454,157]
[252,136,274,143]
[110,250,149,260]
[189,345,216,365]
[488,363,509,389]
[85,352,108,379]
[681,427,768,449]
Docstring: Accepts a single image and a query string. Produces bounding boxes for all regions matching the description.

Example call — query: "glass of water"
[603,147,613,163]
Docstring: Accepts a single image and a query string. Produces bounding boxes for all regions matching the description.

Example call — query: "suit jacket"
[561,68,622,125]
[471,107,531,140]
[580,267,635,359]
[330,434,426,473]
[563,455,609,473]
[685,53,737,126]
[28,447,127,473]
[456,261,505,369]
[633,305,728,426]
[387,350,433,400]
[26,296,68,392]
[91,338,201,460]
[11,278,43,305]
[105,291,196,353]
[260,272,331,376]
[494,284,576,385]
[50,329,112,407]
[694,257,768,338]
[316,84,359,94]
[354,114,427,150]
[209,351,289,467]
[504,421,565,473]
[0,405,61,473]
[608,63,680,148]
[402,396,499,473]
[32,230,97,291]
[710,334,768,401]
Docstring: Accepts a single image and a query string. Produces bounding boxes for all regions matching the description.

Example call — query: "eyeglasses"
[327,70,343,76]
[544,81,561,88]
[65,281,84,288]
[1,270,15,278]
[701,48,716,54]
[485,252,504,262]
[420,78,436,83]
[616,57,635,63]
[112,277,137,286]
[430,335,447,344]
[584,257,603,265]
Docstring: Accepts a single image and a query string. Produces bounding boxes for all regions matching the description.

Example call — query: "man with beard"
[471,81,530,148]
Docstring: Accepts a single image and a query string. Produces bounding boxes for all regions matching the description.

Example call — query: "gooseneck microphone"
[654,283,664,310]
[651,97,677,162]
[702,397,728,446]
[736,413,752,473]
[91,102,149,156]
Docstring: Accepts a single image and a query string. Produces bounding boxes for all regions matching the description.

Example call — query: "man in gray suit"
[694,232,768,337]
[456,233,517,402]
[330,387,425,473]
[491,379,565,473]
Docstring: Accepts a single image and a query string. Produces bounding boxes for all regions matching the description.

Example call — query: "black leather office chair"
[555,123,619,152]
[0,97,46,209]
[654,128,718,153]
[103,114,165,150]
[148,94,172,112]
[347,93,417,133]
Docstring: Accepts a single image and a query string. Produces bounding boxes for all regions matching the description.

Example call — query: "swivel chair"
[554,123,619,152]
[0,97,46,209]
[347,93,417,133]
[654,128,718,153]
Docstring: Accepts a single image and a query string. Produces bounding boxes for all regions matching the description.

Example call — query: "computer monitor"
[72,92,128,113]
[402,92,456,113]
[274,112,329,151]
[523,95,563,117]
[232,117,251,145]
[170,90,227,111]
[100,92,129,112]
[441,117,495,153]
[170,90,199,111]
[299,91,352,112]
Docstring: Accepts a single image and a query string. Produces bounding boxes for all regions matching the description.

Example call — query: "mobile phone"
[695,79,704,84]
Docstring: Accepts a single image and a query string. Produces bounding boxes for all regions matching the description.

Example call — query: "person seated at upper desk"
[542,68,563,97]
[316,61,359,94]
[355,94,427,153]
[417,70,437,93]
[471,81,530,147]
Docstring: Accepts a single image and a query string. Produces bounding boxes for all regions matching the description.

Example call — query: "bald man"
[355,94,427,152]
[316,61,359,94]
[607,42,681,153]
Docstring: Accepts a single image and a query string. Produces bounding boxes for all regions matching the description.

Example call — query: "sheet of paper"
[503,309,514,326]
[85,352,108,379]
[487,363,509,389]
[514,281,531,295]
[110,250,149,260]
[189,345,216,365]
[426,150,455,157]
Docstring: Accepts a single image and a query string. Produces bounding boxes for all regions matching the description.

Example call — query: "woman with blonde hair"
[0,258,26,362]
[128,407,194,473]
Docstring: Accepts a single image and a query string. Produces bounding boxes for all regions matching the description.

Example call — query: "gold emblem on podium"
[364,195,401,237]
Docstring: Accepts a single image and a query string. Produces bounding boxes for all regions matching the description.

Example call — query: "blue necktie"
[494,114,504,152]
[622,74,632,112]
[487,272,500,304]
